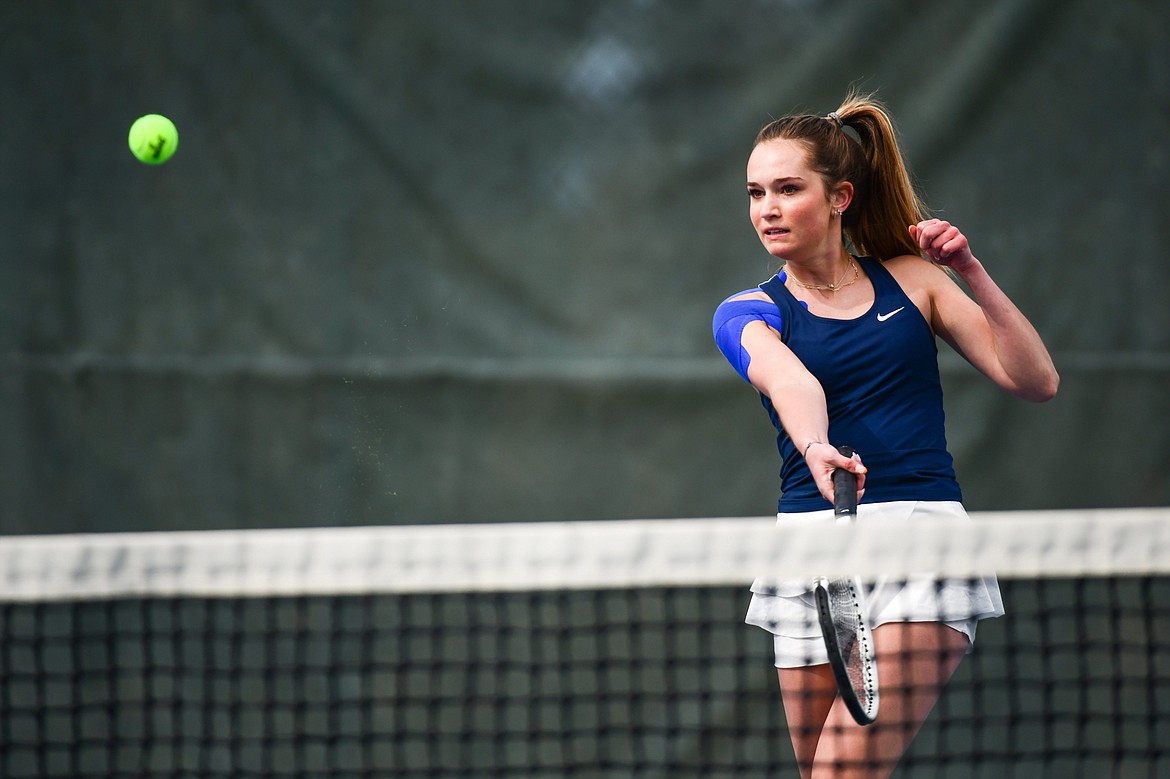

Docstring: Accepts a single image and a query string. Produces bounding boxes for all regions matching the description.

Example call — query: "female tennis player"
[712,92,1058,778]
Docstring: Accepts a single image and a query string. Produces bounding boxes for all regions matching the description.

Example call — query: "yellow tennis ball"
[128,114,179,165]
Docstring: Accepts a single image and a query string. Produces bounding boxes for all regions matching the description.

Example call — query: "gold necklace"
[785,258,859,292]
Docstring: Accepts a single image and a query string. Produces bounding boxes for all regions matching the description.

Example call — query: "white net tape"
[2,507,1168,601]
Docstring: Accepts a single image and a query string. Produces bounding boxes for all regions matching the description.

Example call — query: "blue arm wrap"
[712,293,784,384]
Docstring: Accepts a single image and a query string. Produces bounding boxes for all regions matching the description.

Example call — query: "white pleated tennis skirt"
[744,501,1004,668]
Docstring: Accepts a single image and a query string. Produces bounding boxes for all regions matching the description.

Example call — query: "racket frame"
[813,445,880,726]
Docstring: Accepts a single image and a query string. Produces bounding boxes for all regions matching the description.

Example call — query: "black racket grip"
[832,445,858,517]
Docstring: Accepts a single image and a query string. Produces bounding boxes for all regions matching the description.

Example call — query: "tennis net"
[1,508,1168,777]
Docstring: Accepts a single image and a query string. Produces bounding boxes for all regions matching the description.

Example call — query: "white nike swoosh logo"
[877,307,905,322]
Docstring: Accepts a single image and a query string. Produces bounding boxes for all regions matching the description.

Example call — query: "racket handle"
[833,445,858,517]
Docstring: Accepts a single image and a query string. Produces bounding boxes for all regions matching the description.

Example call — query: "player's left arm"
[898,219,1059,403]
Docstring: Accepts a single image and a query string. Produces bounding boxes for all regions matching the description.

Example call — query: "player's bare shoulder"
[882,253,951,291]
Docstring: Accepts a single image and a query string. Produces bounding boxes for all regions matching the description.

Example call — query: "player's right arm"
[713,291,864,501]
[739,313,864,499]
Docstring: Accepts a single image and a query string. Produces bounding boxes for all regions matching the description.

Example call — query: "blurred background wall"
[2,0,1167,534]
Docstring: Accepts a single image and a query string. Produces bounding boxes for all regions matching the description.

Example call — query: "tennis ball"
[128,114,179,165]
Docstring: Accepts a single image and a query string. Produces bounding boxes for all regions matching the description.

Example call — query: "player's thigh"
[872,621,969,718]
[778,664,837,774]
[810,624,969,778]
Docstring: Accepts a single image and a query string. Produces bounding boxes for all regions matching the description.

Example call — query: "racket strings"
[825,576,878,719]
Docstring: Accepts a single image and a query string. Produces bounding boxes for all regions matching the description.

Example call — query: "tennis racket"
[813,445,879,725]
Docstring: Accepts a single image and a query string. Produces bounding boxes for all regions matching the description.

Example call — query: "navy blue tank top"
[759,256,962,512]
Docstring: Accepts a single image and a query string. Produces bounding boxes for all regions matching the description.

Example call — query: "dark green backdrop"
[2,0,1168,534]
